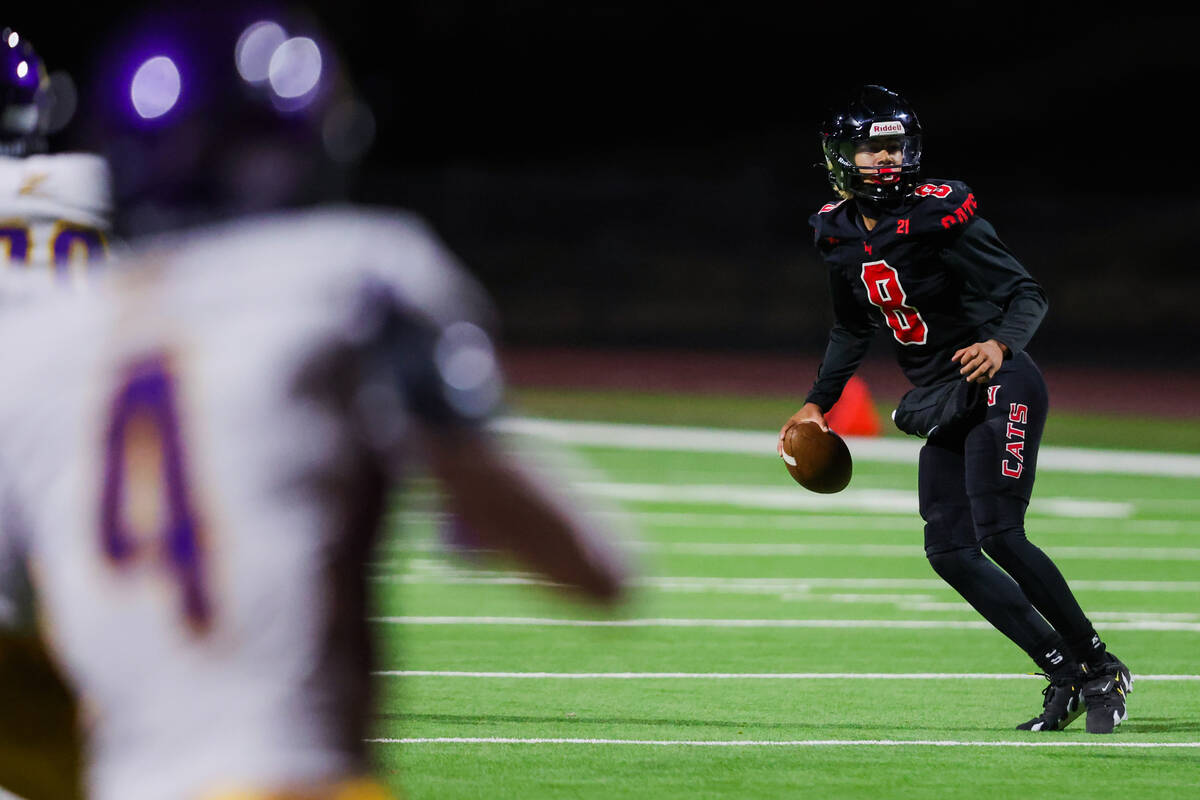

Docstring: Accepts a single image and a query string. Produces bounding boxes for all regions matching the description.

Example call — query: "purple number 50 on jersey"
[51,223,107,275]
[100,355,210,630]
[0,222,106,275]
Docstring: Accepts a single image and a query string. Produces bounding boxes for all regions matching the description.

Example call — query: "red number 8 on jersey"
[860,259,929,345]
[914,183,953,198]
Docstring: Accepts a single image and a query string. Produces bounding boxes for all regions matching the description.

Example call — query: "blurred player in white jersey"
[0,5,626,800]
[0,24,111,800]
[0,27,112,290]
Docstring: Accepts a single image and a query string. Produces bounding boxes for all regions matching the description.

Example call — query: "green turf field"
[368,396,1200,798]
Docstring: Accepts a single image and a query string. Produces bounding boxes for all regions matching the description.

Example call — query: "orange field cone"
[825,375,882,437]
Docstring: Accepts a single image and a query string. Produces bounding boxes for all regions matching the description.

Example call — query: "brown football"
[780,422,853,494]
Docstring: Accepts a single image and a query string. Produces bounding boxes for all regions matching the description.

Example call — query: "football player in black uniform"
[778,85,1132,733]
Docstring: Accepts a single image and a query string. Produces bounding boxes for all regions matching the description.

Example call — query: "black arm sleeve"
[804,267,877,412]
[943,218,1048,356]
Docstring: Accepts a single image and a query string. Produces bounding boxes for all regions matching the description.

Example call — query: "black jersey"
[804,180,1047,412]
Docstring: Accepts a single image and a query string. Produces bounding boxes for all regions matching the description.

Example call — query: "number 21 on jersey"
[100,355,211,631]
[860,259,929,345]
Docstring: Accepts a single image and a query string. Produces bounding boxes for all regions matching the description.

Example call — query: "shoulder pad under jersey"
[808,197,858,246]
[901,178,979,234]
[0,153,113,229]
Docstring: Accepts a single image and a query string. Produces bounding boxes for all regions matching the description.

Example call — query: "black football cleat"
[1099,652,1134,696]
[1017,672,1084,731]
[1083,656,1131,734]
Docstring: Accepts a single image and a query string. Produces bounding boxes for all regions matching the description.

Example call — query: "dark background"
[12,6,1200,372]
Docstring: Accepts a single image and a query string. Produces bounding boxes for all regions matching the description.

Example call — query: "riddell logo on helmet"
[869,121,904,136]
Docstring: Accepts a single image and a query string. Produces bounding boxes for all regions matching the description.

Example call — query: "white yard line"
[378,539,1200,560]
[378,572,1200,619]
[375,572,1200,595]
[624,541,1200,561]
[391,510,1195,535]
[370,616,1200,632]
[372,670,1200,681]
[578,483,1134,519]
[610,512,1198,535]
[370,736,1200,749]
[394,563,1200,594]
[393,510,1197,535]
[495,417,1200,478]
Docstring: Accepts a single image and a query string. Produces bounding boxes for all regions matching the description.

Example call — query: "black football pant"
[918,353,1103,674]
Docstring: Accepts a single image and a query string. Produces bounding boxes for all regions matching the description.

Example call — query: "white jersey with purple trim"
[0,152,113,292]
[0,156,115,640]
[0,206,498,800]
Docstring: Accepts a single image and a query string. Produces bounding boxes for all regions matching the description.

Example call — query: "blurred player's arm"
[353,252,627,604]
[420,427,625,604]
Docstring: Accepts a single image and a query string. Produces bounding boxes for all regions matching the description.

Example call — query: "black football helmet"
[80,2,376,236]
[821,85,923,207]
[1,27,50,157]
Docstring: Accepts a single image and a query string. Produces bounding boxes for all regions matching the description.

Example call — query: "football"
[780,422,853,494]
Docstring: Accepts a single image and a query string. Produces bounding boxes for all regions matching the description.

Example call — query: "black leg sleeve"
[964,353,1103,667]
[925,545,1070,671]
[920,438,1069,672]
[978,529,1102,665]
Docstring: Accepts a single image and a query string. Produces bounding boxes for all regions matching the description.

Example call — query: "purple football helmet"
[82,3,375,235]
[1,27,50,157]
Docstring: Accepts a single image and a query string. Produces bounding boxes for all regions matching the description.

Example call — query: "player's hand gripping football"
[777,402,828,457]
[952,339,1008,384]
